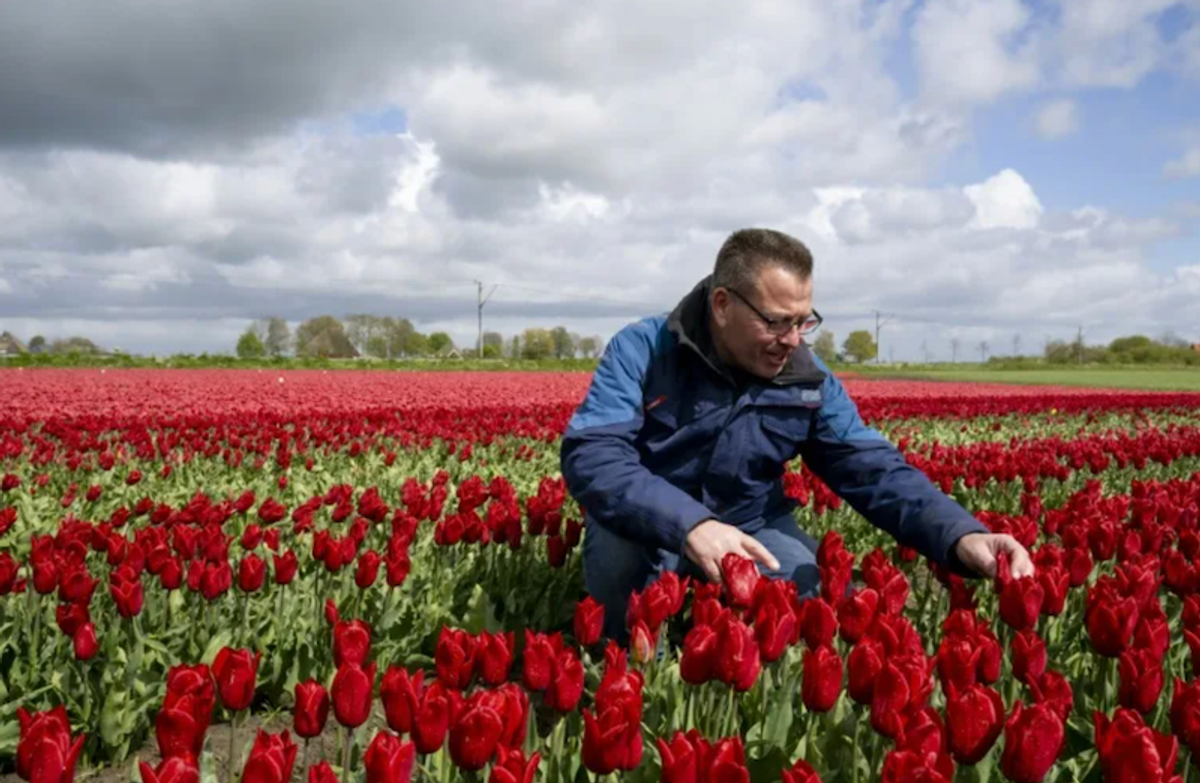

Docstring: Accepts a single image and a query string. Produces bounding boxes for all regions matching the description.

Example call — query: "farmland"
[3,368,1200,783]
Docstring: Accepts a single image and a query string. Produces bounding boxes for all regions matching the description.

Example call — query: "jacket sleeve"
[560,323,715,553]
[798,362,989,576]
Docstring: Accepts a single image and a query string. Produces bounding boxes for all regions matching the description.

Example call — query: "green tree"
[482,344,502,359]
[510,335,521,359]
[549,326,575,359]
[407,332,430,356]
[428,332,454,354]
[811,331,836,363]
[842,330,877,364]
[28,335,46,354]
[295,316,357,358]
[577,336,600,359]
[236,327,266,359]
[521,328,554,359]
[264,317,291,356]
[483,332,504,354]
[51,336,101,355]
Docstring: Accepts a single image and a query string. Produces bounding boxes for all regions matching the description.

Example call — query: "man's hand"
[955,533,1035,579]
[684,519,780,584]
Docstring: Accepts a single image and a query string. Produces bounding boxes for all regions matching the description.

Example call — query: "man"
[560,228,1034,643]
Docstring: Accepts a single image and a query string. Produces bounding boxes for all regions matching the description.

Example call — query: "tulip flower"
[781,758,822,783]
[380,666,423,735]
[721,553,760,609]
[520,630,561,692]
[574,596,604,646]
[308,762,340,783]
[1118,648,1164,714]
[999,702,1064,783]
[412,681,459,754]
[680,624,719,685]
[944,683,1004,764]
[17,707,85,783]
[436,627,478,690]
[1011,630,1047,685]
[1095,708,1178,783]
[237,555,266,593]
[801,645,842,713]
[1171,677,1200,757]
[72,623,99,661]
[212,647,261,712]
[272,551,297,585]
[475,630,514,686]
[544,649,585,712]
[139,757,199,783]
[801,598,838,651]
[488,747,540,783]
[332,619,372,668]
[655,731,701,783]
[332,662,376,729]
[362,731,415,783]
[292,680,329,739]
[241,729,298,783]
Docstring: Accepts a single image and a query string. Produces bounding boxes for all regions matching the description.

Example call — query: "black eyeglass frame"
[725,287,823,337]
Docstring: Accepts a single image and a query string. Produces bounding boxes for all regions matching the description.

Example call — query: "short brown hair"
[712,228,813,293]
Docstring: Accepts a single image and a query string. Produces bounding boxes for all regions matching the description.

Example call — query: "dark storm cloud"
[0,1,444,157]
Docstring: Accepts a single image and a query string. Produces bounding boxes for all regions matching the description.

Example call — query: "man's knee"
[581,521,671,641]
[753,518,821,599]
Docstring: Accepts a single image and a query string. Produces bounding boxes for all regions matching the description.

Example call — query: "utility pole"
[475,280,497,359]
[1076,325,1084,365]
[874,310,895,365]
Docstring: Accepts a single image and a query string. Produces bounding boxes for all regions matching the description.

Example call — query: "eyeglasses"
[726,288,823,337]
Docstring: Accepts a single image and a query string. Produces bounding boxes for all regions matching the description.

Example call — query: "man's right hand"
[684,519,780,584]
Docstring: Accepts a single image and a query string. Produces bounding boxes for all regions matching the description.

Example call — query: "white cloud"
[1034,99,1081,139]
[1052,0,1179,88]
[964,169,1043,229]
[912,0,1041,105]
[1165,146,1200,178]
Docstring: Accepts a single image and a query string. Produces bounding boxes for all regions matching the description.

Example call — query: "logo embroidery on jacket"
[799,389,822,404]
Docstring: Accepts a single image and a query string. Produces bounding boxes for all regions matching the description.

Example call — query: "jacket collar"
[666,275,826,387]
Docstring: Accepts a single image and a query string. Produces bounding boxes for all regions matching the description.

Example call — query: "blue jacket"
[560,276,988,573]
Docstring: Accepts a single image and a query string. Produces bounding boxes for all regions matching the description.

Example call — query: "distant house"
[1192,343,1200,354]
[0,331,27,358]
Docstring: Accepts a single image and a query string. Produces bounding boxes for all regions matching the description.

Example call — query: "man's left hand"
[955,533,1035,579]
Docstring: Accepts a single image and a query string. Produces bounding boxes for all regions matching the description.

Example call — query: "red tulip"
[714,613,761,692]
[436,627,478,690]
[521,630,561,692]
[1086,590,1138,657]
[630,620,656,664]
[705,737,750,783]
[73,623,99,661]
[332,662,376,728]
[158,664,215,760]
[880,749,954,783]
[272,551,297,585]
[998,702,1063,783]
[574,596,604,646]
[721,553,760,609]
[56,602,90,638]
[212,647,261,712]
[488,747,540,783]
[1011,630,1047,685]
[801,645,842,713]
[412,681,459,754]
[355,550,382,589]
[847,639,885,705]
[544,649,585,713]
[308,762,339,783]
[655,731,701,783]
[837,588,879,644]
[333,619,372,668]
[680,623,719,685]
[241,729,298,783]
[236,555,266,593]
[16,707,85,783]
[781,759,822,783]
[110,574,145,618]
[362,731,415,783]
[754,602,796,663]
[1118,648,1164,714]
[293,680,329,739]
[380,666,423,735]
[1095,708,1179,783]
[801,598,838,651]
[448,696,505,771]
[1172,677,1200,757]
[944,683,1004,765]
[139,757,199,783]
[1028,670,1074,724]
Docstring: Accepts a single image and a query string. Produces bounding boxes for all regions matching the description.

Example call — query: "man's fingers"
[703,557,723,584]
[741,536,780,572]
[1007,544,1036,579]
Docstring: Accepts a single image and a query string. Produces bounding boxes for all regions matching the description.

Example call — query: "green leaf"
[201,630,233,666]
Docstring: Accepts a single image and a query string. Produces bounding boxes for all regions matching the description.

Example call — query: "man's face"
[711,264,815,379]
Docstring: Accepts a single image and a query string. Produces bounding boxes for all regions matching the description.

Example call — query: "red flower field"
[2,368,1200,783]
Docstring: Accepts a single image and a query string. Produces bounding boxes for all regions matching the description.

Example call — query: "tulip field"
[5,367,1200,783]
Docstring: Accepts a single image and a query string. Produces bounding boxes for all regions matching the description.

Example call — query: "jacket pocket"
[756,410,812,467]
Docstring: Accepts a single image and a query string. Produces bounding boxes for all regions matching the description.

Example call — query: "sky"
[0,0,1198,361]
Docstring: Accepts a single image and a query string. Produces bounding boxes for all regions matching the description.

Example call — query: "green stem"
[342,726,353,778]
[229,712,238,783]
[852,711,862,783]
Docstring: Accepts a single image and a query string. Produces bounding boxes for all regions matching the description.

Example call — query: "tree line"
[235,315,605,361]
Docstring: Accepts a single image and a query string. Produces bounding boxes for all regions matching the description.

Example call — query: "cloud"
[0,0,1197,359]
[1034,99,1081,139]
[912,0,1041,105]
[1164,146,1200,178]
